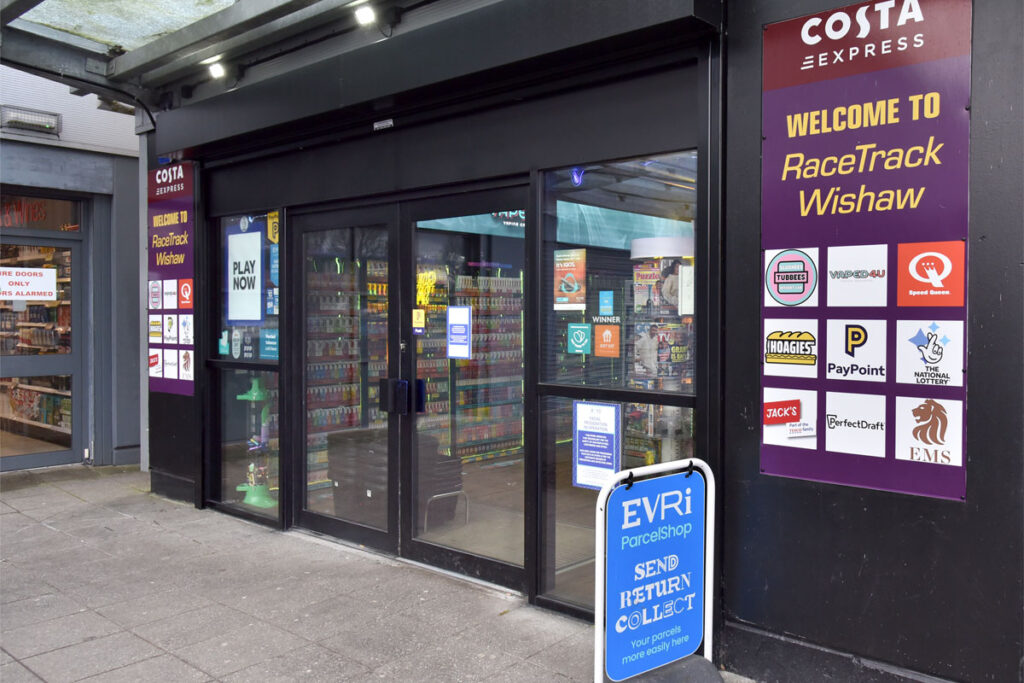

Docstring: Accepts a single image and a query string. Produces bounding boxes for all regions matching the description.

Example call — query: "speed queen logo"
[897,241,965,307]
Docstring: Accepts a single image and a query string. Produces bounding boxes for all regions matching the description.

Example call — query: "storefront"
[141,1,1023,681]
[0,67,140,471]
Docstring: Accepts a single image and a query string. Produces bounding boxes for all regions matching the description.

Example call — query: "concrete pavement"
[1,465,751,682]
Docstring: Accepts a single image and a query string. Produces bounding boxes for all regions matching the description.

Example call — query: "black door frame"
[288,203,402,552]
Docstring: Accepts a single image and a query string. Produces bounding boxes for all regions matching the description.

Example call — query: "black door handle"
[378,378,409,415]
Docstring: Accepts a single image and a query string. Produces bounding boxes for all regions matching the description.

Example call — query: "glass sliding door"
[293,207,397,550]
[404,189,528,584]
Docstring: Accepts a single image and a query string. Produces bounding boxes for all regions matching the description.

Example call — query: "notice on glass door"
[147,162,195,396]
[447,306,472,359]
[573,401,621,490]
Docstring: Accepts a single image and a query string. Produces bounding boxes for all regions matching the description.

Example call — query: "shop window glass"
[541,152,698,393]
[0,244,72,355]
[217,212,281,362]
[540,396,694,609]
[216,368,280,517]
[0,375,72,456]
[1,196,80,232]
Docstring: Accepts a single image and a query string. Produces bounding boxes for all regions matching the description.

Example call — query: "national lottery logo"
[765,248,818,306]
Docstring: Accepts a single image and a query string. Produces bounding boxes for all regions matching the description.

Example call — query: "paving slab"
[20,631,163,683]
[0,660,45,682]
[1,609,122,659]
[170,622,309,678]
[77,654,211,683]
[220,643,369,683]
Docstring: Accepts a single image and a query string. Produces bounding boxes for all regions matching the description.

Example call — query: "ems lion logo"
[911,399,947,445]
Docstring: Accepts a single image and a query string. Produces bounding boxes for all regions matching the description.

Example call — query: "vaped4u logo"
[897,241,965,307]
[895,396,963,467]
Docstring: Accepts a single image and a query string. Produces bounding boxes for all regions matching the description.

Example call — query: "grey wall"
[720,1,1024,681]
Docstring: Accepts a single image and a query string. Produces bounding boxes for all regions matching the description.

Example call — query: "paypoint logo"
[898,241,964,307]
[845,324,868,356]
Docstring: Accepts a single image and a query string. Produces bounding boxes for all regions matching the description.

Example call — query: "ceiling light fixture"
[354,5,376,25]
[208,62,227,79]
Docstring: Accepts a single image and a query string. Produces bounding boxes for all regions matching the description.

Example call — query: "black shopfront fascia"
[162,37,722,614]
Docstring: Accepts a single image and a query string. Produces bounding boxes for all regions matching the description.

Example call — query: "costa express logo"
[799,1,924,46]
[149,163,191,200]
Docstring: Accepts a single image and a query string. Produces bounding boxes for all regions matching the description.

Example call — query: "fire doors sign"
[147,162,195,396]
[760,0,971,500]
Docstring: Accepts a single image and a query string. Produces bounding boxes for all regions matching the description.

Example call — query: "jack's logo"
[911,399,947,445]
[845,325,868,356]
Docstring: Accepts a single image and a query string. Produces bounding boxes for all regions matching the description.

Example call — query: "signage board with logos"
[595,460,715,682]
[759,0,971,500]
[147,162,195,396]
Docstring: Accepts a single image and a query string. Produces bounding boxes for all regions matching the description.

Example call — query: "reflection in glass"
[303,227,389,530]
[0,375,72,456]
[1,196,80,232]
[542,151,698,393]
[217,369,280,517]
[0,244,72,356]
[414,211,525,566]
[540,397,694,609]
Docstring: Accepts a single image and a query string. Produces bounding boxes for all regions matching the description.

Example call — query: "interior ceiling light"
[200,55,223,66]
[209,62,227,78]
[354,5,376,25]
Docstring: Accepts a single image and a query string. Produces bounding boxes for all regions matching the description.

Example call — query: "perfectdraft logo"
[765,248,819,307]
[763,388,818,449]
[897,241,965,306]
[896,320,963,387]
[824,391,886,457]
[826,244,888,307]
[895,396,963,466]
[764,319,818,378]
[826,319,886,382]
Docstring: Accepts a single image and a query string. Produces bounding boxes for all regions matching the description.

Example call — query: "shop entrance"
[292,186,528,588]
[0,197,86,471]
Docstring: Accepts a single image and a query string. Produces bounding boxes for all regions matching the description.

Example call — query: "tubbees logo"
[765,248,818,306]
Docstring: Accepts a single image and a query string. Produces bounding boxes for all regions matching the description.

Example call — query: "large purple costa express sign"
[760,0,971,500]
[147,163,196,396]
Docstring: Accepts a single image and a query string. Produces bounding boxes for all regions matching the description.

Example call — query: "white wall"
[0,66,138,157]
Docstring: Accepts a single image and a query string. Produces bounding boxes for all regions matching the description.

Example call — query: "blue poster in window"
[605,471,706,680]
[259,329,279,360]
[269,243,280,286]
[573,401,620,490]
[447,306,472,359]
[600,290,614,316]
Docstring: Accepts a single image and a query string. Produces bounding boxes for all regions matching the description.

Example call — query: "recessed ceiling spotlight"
[208,62,227,79]
[355,5,376,25]
[200,55,223,66]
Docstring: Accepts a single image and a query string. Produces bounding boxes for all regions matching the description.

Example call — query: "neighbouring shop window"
[542,151,698,393]
[216,368,280,517]
[0,244,72,355]
[1,195,80,232]
[217,211,281,362]
[540,395,694,609]
[0,375,72,456]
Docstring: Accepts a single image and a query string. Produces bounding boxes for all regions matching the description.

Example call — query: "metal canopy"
[0,0,412,109]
